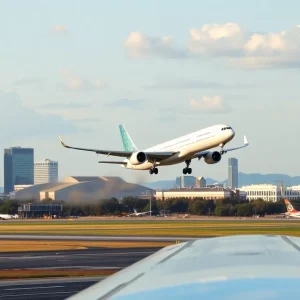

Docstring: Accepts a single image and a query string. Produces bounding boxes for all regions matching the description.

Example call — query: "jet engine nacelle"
[129,152,147,165]
[204,151,222,164]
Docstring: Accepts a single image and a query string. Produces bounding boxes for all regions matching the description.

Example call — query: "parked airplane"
[282,199,300,218]
[0,214,18,220]
[59,124,248,175]
[127,209,152,217]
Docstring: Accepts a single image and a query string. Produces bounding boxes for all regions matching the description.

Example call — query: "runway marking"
[57,259,69,262]
[5,285,64,291]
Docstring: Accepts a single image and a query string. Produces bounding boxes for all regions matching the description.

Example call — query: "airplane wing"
[98,161,127,165]
[220,135,249,154]
[59,137,132,157]
[193,135,249,159]
[59,137,176,161]
[67,235,300,300]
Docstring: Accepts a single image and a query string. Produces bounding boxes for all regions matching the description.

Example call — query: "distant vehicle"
[59,124,248,175]
[127,209,152,217]
[281,199,300,218]
[0,214,19,220]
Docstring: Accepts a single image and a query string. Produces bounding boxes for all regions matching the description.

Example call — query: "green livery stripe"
[119,124,138,152]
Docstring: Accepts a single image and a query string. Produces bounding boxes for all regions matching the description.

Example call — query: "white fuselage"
[124,124,235,170]
[0,214,18,220]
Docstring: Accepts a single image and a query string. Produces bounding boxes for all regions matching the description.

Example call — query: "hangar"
[10,176,153,202]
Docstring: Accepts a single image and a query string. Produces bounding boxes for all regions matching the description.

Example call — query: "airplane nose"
[231,128,235,138]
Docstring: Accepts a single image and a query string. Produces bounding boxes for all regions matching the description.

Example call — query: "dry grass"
[1,219,300,238]
[0,240,172,252]
[0,269,117,279]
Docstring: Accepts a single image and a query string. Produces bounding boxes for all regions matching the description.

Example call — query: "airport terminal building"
[155,187,246,201]
[239,184,300,202]
[10,176,153,202]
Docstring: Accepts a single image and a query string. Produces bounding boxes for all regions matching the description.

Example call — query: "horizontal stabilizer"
[98,161,127,165]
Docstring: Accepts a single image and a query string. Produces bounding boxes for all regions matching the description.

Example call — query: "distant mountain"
[236,172,300,187]
[144,173,300,190]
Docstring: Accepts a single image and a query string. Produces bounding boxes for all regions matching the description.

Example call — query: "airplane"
[127,209,152,217]
[0,214,19,220]
[282,199,300,218]
[59,124,249,175]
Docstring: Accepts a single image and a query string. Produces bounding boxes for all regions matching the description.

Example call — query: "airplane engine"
[204,151,222,164]
[129,152,147,165]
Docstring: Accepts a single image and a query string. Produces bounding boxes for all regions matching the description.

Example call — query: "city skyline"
[1,1,300,185]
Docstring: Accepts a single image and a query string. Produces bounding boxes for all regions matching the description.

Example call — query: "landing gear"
[149,167,158,175]
[183,160,192,174]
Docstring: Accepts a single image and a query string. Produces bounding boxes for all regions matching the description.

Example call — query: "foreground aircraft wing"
[68,235,300,300]
[59,137,132,158]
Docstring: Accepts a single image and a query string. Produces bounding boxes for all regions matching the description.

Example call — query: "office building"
[175,176,197,188]
[34,159,58,184]
[196,177,206,188]
[4,147,34,194]
[228,158,238,188]
[239,184,283,202]
[240,184,300,202]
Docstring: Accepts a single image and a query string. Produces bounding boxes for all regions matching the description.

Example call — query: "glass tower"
[4,147,34,194]
[228,158,238,189]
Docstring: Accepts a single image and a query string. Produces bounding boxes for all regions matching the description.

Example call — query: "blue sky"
[0,0,300,185]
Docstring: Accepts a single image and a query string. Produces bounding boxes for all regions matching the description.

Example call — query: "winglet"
[59,136,67,147]
[244,135,249,146]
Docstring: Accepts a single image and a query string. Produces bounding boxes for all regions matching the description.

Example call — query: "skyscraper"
[4,147,34,194]
[228,158,238,189]
[34,159,58,184]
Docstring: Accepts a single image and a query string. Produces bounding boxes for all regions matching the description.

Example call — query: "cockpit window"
[221,127,232,130]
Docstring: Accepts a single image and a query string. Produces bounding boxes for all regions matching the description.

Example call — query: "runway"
[0,247,158,270]
[0,277,104,300]
[0,247,160,299]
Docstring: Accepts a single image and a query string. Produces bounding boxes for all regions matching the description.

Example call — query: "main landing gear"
[183,160,192,174]
[149,167,158,175]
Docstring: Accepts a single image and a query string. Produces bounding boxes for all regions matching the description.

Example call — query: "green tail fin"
[119,124,138,152]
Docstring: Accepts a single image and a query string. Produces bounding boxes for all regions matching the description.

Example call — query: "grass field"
[1,219,300,237]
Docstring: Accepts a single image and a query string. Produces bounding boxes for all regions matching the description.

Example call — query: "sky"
[0,0,300,185]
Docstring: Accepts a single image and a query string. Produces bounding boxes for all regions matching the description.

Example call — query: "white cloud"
[125,24,300,68]
[52,24,68,35]
[58,69,106,92]
[189,23,245,56]
[124,32,188,59]
[189,96,231,113]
